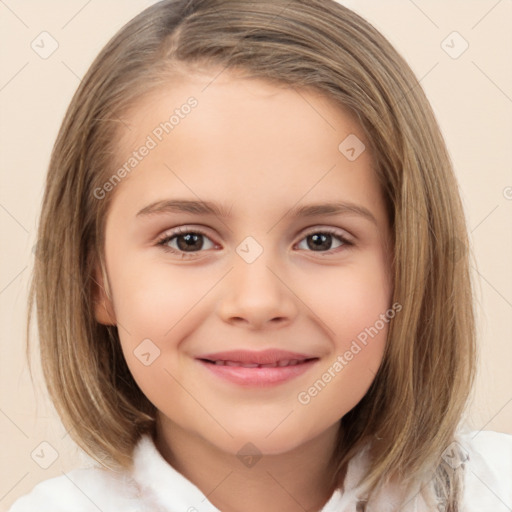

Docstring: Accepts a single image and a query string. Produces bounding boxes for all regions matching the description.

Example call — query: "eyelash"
[155,226,353,259]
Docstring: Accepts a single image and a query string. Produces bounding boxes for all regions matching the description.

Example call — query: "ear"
[91,261,117,326]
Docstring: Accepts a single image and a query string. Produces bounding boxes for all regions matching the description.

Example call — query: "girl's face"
[94,69,393,456]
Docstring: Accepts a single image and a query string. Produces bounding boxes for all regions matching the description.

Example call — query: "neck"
[154,416,341,512]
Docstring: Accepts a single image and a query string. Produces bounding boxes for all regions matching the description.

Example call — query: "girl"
[9,0,512,510]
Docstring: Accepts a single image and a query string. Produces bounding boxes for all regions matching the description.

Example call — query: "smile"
[202,358,316,368]
[196,356,319,387]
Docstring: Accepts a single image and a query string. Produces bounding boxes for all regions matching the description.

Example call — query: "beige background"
[1,0,511,509]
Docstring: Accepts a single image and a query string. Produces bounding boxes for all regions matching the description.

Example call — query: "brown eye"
[173,232,205,252]
[157,227,216,257]
[296,229,352,253]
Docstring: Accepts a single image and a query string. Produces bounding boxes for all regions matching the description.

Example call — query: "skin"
[94,68,393,512]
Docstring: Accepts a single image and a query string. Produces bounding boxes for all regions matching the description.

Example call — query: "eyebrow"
[136,199,377,225]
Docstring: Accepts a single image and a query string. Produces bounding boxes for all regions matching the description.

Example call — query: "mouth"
[195,349,320,387]
[199,358,318,368]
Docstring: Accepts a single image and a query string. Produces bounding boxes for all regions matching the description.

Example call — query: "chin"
[214,425,317,458]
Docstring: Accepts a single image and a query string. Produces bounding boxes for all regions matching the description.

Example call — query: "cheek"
[303,251,392,341]
[297,306,390,428]
[109,258,215,340]
[109,262,220,408]
[295,335,386,437]
[296,252,391,405]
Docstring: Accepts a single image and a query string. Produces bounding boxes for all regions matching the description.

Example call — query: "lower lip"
[197,359,318,387]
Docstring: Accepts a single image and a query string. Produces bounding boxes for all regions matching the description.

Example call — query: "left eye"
[295,229,351,252]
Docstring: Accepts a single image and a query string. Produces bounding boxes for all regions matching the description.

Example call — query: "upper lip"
[197,349,318,365]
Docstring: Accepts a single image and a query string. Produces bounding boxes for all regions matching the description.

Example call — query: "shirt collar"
[130,433,430,511]
[132,433,221,511]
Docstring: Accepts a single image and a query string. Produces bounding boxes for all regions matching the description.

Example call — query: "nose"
[216,252,299,330]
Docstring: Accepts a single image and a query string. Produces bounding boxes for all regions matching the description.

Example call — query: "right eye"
[156,227,217,258]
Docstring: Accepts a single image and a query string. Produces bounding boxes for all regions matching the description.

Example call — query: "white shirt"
[8,429,512,511]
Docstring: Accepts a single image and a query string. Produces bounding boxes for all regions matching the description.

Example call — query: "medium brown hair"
[28,0,477,508]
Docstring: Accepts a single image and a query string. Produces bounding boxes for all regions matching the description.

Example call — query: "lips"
[197,349,318,366]
[196,349,319,387]
[208,359,310,368]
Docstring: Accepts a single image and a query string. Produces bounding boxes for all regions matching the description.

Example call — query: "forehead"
[105,69,385,227]
[116,68,365,160]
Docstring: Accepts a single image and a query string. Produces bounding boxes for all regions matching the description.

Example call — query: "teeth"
[210,359,305,367]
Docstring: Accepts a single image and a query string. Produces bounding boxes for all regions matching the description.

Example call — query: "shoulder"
[457,429,512,511]
[8,465,143,512]
[7,433,209,512]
